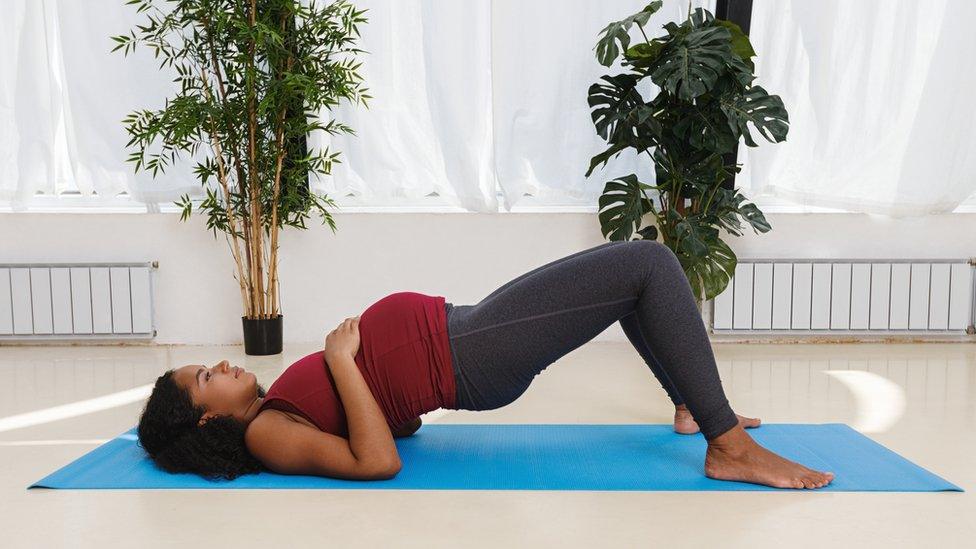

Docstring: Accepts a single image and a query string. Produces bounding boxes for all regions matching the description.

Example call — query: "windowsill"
[1,193,974,214]
[746,195,976,214]
[0,194,605,214]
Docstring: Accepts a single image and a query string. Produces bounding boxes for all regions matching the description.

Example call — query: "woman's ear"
[197,412,217,427]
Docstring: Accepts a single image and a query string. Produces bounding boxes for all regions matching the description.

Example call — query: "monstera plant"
[586,1,788,301]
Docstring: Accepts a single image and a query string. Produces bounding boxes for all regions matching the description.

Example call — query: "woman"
[138,240,834,489]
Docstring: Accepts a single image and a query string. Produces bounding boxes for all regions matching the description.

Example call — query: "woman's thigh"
[446,241,655,411]
[477,241,623,304]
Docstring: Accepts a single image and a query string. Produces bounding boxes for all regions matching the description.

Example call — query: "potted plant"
[586,1,788,302]
[112,0,370,354]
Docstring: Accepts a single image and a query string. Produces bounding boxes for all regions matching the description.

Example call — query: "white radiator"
[0,262,157,341]
[710,259,975,335]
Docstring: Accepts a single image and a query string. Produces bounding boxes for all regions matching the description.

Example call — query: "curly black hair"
[137,369,267,481]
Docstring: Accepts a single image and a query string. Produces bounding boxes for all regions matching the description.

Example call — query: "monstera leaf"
[637,225,659,241]
[738,202,771,233]
[623,40,667,70]
[652,147,726,198]
[587,73,660,146]
[649,25,733,101]
[704,187,771,236]
[586,142,630,178]
[684,235,738,301]
[719,85,789,146]
[594,1,663,67]
[596,174,656,242]
[586,72,662,177]
[671,103,738,154]
[687,6,715,28]
[714,19,757,74]
[671,216,738,301]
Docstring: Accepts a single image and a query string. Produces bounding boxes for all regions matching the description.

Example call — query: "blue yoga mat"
[28,423,962,492]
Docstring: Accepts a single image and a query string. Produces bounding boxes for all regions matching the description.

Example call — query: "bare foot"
[673,404,761,435]
[704,423,835,489]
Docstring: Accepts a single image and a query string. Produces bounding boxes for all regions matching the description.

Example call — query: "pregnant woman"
[137,240,834,489]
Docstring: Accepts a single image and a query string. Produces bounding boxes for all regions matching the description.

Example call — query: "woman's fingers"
[328,316,359,335]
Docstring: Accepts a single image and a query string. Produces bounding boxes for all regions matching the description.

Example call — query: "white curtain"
[739,0,976,216]
[3,0,719,212]
[311,0,498,212]
[0,1,59,208]
[489,0,706,210]
[315,0,713,212]
[0,0,205,211]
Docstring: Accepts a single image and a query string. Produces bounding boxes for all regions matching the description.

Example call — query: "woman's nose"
[217,360,230,372]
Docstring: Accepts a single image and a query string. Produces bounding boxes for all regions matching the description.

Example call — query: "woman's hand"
[325,316,361,363]
[391,416,422,438]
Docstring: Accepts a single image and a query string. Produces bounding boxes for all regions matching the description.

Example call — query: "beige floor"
[0,342,972,549]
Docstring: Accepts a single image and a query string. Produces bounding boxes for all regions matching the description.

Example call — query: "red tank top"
[257,292,456,436]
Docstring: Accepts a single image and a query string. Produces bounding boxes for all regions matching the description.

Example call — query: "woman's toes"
[736,414,762,429]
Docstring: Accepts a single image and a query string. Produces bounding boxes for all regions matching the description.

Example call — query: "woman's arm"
[327,354,401,470]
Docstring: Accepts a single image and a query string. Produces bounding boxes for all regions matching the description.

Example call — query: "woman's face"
[174,360,260,424]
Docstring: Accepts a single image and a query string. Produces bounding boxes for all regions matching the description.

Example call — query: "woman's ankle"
[706,423,754,454]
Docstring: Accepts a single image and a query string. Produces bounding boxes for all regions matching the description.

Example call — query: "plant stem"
[268,9,295,319]
[204,18,249,205]
[701,170,723,214]
[198,65,252,318]
[247,0,264,319]
[637,23,652,46]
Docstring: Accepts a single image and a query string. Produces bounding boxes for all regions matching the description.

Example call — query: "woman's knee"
[628,239,683,279]
[630,239,680,263]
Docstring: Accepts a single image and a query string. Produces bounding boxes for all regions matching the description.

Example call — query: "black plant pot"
[242,315,283,355]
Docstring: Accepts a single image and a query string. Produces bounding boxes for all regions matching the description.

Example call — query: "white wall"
[0,212,973,344]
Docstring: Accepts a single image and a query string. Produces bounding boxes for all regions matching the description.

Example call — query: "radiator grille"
[710,259,975,335]
[0,262,156,341]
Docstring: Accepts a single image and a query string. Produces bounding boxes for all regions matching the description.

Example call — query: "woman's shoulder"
[245,408,322,456]
[251,407,319,431]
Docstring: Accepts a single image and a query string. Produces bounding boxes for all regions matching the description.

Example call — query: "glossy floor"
[0,342,972,548]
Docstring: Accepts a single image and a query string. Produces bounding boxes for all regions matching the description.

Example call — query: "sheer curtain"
[0,0,204,212]
[739,0,976,216]
[316,0,715,211]
[490,0,714,211]
[0,1,59,208]
[15,0,898,214]
[2,0,716,212]
[55,1,206,208]
[311,0,498,212]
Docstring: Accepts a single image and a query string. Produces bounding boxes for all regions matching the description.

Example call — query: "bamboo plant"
[112,0,370,319]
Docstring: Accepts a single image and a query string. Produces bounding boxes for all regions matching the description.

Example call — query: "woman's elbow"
[373,460,401,480]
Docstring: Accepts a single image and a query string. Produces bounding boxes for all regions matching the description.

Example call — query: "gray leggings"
[443,240,739,441]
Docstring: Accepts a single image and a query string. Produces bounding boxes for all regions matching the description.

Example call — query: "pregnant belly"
[354,292,443,427]
[357,292,436,356]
